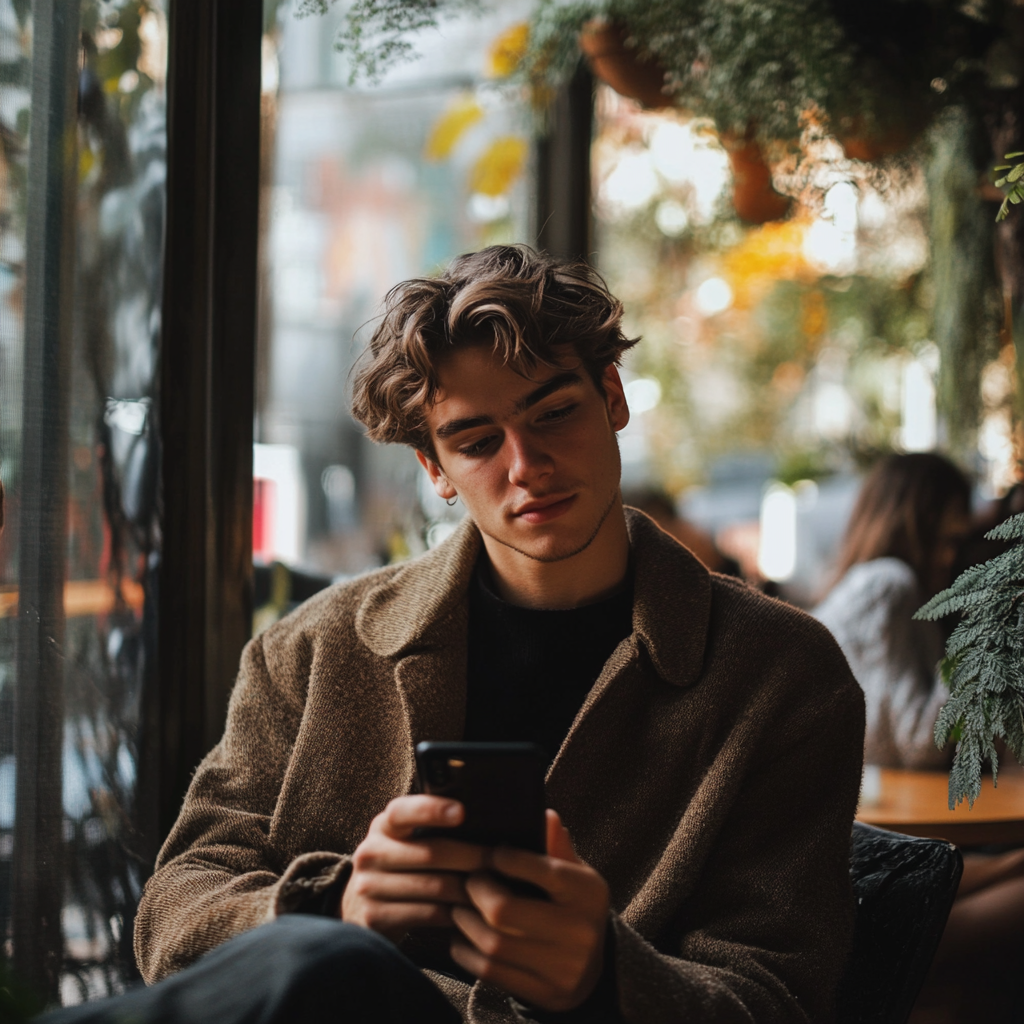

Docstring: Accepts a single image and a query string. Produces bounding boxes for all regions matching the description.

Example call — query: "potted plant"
[577,19,671,110]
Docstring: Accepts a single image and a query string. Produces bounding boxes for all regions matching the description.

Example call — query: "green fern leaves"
[994,152,1024,223]
[916,513,1024,808]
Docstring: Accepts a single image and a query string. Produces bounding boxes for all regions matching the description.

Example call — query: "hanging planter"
[578,20,671,110]
[835,95,932,162]
[839,129,916,163]
[722,134,792,224]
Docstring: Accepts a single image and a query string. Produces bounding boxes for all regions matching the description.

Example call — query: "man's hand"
[341,795,488,942]
[450,810,611,1012]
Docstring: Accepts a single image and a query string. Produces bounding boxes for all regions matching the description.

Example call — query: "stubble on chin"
[480,487,620,564]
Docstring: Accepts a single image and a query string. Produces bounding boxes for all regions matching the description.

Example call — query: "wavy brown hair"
[351,245,639,454]
[834,452,971,587]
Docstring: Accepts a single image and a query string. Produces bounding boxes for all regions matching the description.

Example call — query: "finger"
[452,904,599,1007]
[351,870,470,906]
[463,871,565,937]
[375,795,463,839]
[451,906,543,965]
[356,834,489,873]
[545,810,581,863]
[356,900,455,934]
[450,937,559,1009]
[489,847,594,905]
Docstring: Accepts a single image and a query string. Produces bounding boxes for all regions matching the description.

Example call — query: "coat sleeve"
[608,646,865,1024]
[133,633,353,984]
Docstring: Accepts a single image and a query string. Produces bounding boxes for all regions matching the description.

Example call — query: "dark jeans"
[40,916,463,1024]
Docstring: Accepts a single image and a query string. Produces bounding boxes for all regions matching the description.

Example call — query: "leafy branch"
[296,0,483,83]
[916,513,1024,808]
[994,151,1024,222]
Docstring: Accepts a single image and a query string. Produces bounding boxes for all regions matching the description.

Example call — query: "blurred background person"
[813,452,970,769]
[623,487,741,576]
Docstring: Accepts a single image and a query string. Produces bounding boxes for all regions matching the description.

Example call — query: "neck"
[481,502,630,609]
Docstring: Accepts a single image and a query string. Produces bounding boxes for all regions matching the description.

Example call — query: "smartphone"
[414,741,547,854]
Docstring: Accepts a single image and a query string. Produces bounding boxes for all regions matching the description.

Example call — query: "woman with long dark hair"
[814,452,971,768]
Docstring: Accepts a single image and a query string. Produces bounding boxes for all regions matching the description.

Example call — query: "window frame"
[155,0,263,846]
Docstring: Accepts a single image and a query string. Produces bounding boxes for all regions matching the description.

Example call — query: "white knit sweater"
[813,557,951,769]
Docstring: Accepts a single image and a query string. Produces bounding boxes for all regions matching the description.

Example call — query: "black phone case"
[413,741,547,854]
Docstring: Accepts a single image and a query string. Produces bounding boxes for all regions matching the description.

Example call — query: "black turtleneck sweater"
[464,559,635,765]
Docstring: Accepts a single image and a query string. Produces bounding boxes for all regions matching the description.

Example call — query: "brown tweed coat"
[135,508,865,1023]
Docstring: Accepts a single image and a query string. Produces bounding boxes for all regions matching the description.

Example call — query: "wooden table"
[857,768,1024,846]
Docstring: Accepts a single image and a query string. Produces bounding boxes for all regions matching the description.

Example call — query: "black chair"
[253,561,334,630]
[838,821,963,1024]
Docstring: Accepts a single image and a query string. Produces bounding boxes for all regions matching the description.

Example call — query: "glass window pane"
[0,0,168,1005]
[590,85,936,602]
[256,2,532,608]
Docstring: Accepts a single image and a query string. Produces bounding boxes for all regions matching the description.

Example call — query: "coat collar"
[355,507,712,688]
[355,516,481,657]
[626,507,711,687]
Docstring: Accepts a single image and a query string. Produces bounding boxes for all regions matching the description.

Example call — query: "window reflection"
[0,0,168,1004]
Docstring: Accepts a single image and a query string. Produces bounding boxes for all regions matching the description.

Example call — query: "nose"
[505,430,553,489]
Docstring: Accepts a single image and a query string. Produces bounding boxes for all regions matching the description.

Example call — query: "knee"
[259,914,403,979]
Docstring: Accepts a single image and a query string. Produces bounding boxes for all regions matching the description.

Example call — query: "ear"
[601,364,630,432]
[415,449,457,501]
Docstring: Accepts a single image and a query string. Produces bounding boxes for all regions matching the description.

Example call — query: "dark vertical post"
[13,0,80,1001]
[535,63,595,261]
[155,0,261,843]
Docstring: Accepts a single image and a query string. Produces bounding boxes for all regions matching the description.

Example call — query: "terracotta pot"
[838,121,917,162]
[722,135,791,224]
[578,20,670,109]
[835,100,929,162]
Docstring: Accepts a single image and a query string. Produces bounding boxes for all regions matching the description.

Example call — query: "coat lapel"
[393,624,469,747]
[624,506,712,688]
[545,509,714,908]
[546,506,712,775]
[356,516,481,750]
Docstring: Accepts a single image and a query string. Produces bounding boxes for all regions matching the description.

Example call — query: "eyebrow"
[512,371,583,414]
[434,371,584,441]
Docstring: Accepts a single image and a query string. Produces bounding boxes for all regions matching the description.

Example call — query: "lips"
[512,494,577,524]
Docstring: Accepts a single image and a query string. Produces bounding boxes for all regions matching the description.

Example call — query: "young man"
[51,246,863,1024]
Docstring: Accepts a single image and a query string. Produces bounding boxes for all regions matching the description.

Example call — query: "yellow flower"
[721,219,814,308]
[424,95,484,161]
[486,22,529,78]
[470,136,528,196]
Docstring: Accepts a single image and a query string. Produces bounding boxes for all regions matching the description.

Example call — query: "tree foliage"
[296,0,483,82]
[916,513,1024,808]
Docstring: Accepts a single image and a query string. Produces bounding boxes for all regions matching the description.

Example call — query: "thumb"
[546,809,580,863]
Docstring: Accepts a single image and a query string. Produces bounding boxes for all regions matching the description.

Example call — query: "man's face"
[417,345,629,564]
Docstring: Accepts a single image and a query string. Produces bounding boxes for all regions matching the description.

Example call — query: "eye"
[539,403,577,423]
[458,434,498,457]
